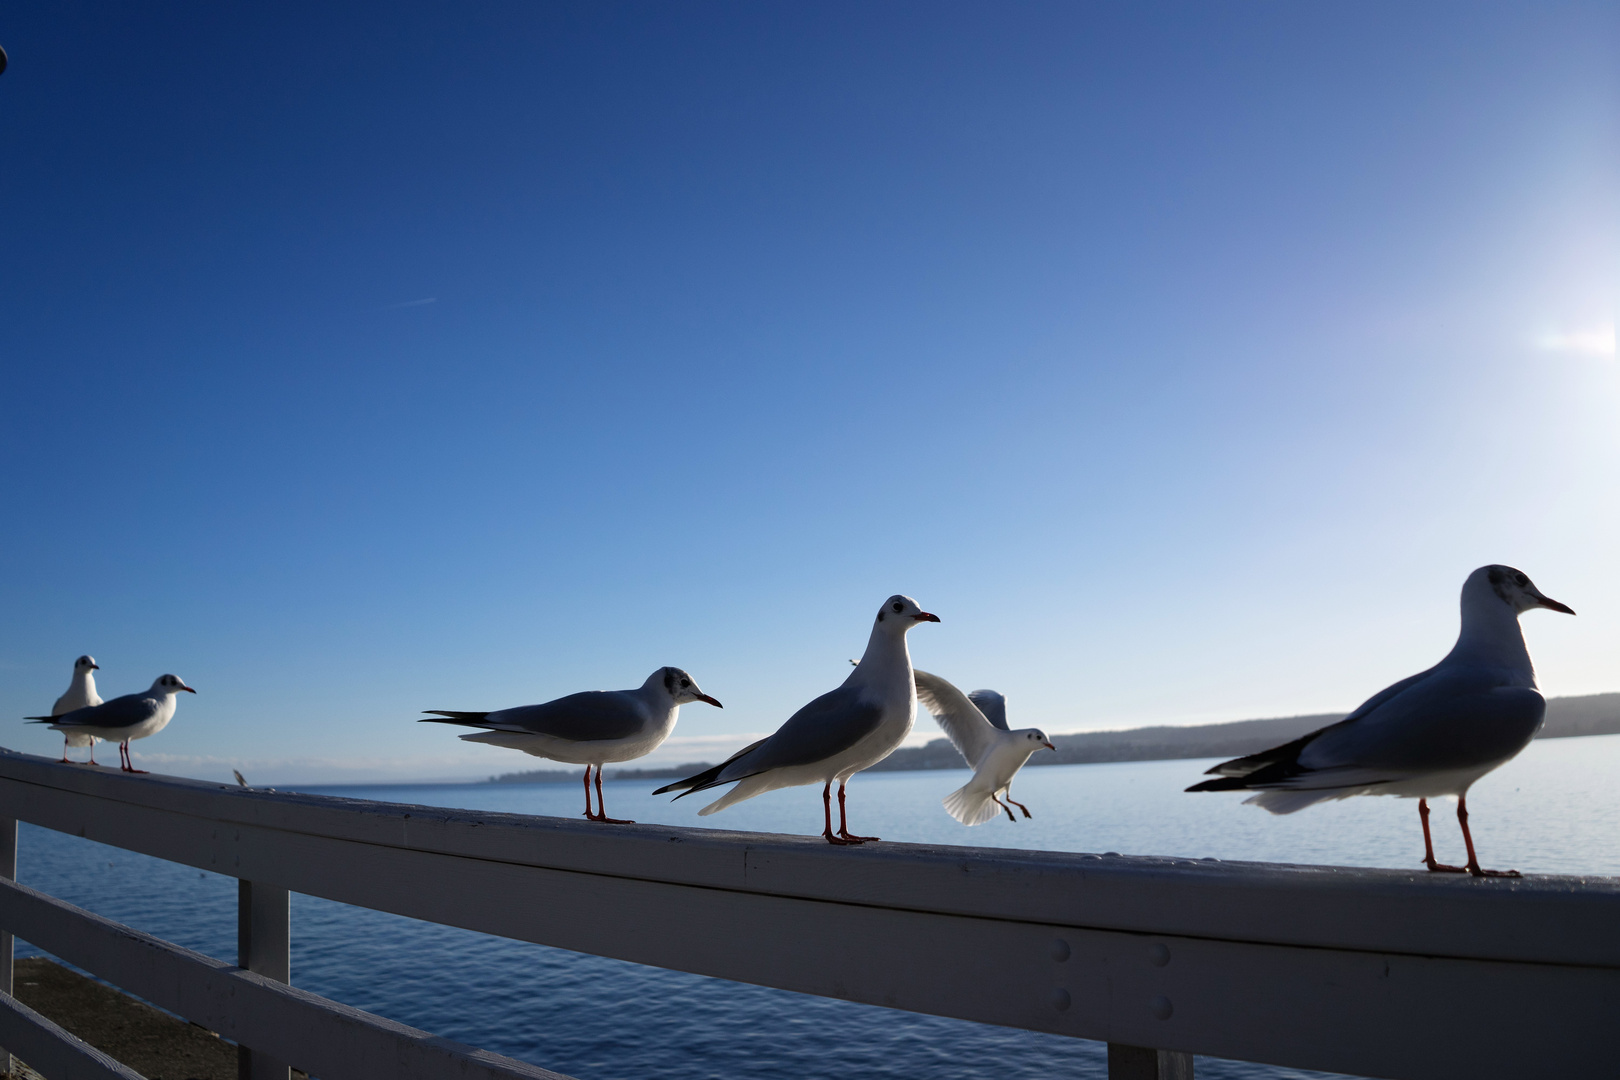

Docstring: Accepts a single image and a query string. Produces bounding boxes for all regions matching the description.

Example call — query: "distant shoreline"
[475,691,1620,785]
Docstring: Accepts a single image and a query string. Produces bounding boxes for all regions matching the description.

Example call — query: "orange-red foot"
[1468,864,1521,878]
[1424,858,1468,873]
[823,832,861,845]
[838,831,879,843]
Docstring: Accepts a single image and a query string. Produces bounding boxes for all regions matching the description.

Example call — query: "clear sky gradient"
[2,3,1615,783]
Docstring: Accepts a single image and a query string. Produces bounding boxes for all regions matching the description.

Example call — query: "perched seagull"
[914,671,1055,825]
[50,655,104,764]
[1187,565,1575,877]
[422,667,722,824]
[30,674,196,773]
[656,595,940,845]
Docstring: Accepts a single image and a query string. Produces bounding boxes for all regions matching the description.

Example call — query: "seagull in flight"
[914,671,1055,825]
[49,655,103,764]
[1187,565,1574,877]
[656,595,939,844]
[31,674,196,773]
[422,667,721,824]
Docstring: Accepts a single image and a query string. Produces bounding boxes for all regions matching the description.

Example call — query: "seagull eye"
[1515,573,1528,587]
[892,601,903,612]
[680,678,690,688]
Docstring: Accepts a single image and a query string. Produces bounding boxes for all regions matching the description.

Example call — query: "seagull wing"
[1190,664,1543,793]
[42,694,160,731]
[678,685,883,795]
[915,670,1000,769]
[429,691,650,742]
[966,689,1009,731]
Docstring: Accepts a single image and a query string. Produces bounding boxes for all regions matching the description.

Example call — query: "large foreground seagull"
[30,674,196,773]
[422,667,721,824]
[1187,565,1574,876]
[657,594,939,844]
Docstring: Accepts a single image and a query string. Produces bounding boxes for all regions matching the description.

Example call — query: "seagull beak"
[182,686,197,693]
[695,693,723,708]
[1537,596,1576,615]
[914,612,941,623]
[90,664,100,670]
[1043,741,1056,751]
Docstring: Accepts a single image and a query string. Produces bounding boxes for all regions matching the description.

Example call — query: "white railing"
[0,747,1615,1080]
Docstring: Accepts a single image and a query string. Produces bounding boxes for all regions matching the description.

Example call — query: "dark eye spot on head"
[1515,573,1528,587]
[680,678,690,688]
[663,672,675,692]
[892,601,903,613]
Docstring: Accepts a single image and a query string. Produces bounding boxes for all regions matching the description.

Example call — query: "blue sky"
[2,2,1614,783]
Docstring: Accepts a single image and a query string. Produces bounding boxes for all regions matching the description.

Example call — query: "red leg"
[593,766,634,824]
[121,741,148,774]
[583,766,596,820]
[88,741,99,766]
[1458,796,1519,878]
[821,781,856,845]
[994,795,1016,822]
[59,736,70,764]
[1419,798,1466,873]
[836,781,879,842]
[1004,795,1033,819]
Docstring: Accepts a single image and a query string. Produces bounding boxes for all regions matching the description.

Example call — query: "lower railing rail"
[0,748,1617,1080]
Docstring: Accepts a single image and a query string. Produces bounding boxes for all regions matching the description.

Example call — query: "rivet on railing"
[1148,943,1170,967]
[1150,995,1173,1021]
[1050,938,1070,962]
[1051,989,1071,1011]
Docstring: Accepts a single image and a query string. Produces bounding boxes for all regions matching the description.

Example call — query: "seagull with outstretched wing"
[914,671,1054,825]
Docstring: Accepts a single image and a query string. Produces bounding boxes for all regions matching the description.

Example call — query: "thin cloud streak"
[1534,325,1615,357]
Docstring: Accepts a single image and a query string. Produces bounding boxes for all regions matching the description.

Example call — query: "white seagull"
[30,674,197,773]
[422,667,722,824]
[656,594,939,845]
[914,671,1055,825]
[1187,565,1575,877]
[49,655,104,764]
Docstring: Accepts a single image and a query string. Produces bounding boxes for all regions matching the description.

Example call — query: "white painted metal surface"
[0,748,1616,1079]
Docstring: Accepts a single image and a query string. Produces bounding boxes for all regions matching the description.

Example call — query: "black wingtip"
[1185,777,1249,793]
[24,717,52,723]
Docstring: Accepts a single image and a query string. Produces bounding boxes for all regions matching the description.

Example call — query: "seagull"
[913,671,1055,825]
[1187,565,1575,877]
[421,667,722,824]
[30,674,197,773]
[656,594,940,845]
[49,655,104,764]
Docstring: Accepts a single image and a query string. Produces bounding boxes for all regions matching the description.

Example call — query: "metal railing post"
[1107,1043,1193,1079]
[0,817,14,1077]
[237,879,291,1080]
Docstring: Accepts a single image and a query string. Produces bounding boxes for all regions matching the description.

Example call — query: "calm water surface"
[16,735,1620,1080]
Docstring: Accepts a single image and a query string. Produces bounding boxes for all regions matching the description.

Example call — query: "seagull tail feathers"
[656,737,772,799]
[942,784,1004,826]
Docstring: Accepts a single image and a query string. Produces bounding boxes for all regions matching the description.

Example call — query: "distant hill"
[482,692,1620,783]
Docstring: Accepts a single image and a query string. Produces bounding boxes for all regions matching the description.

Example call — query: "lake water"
[14,734,1620,1080]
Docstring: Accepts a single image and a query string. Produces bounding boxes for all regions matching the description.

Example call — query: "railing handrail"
[0,748,1614,966]
[1,748,1618,1080]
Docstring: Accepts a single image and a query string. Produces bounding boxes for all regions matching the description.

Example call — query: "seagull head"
[1477,565,1575,616]
[874,594,940,633]
[74,655,99,673]
[150,674,197,695]
[656,667,722,708]
[1020,729,1058,752]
